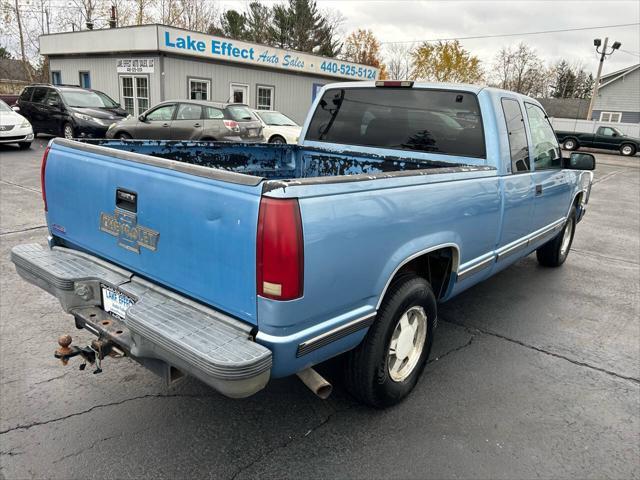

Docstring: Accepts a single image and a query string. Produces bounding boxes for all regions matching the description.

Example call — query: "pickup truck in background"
[556,125,639,156]
[11,81,595,408]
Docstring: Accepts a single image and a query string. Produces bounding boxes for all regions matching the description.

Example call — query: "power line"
[380,22,640,44]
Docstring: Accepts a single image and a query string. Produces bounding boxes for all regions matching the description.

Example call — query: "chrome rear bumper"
[11,243,272,398]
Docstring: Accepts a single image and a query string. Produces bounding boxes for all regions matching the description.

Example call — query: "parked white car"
[252,110,301,144]
[0,99,33,149]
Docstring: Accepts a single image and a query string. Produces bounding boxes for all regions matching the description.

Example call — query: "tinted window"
[525,103,561,170]
[19,87,33,101]
[226,105,256,122]
[204,107,224,119]
[60,89,118,108]
[176,104,202,120]
[31,87,49,103]
[45,90,61,107]
[145,104,175,121]
[501,98,529,173]
[306,88,485,158]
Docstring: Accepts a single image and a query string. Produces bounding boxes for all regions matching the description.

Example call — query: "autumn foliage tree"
[411,40,483,83]
[342,28,386,78]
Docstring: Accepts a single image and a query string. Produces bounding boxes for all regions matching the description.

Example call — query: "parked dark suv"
[16,84,128,139]
[106,100,264,142]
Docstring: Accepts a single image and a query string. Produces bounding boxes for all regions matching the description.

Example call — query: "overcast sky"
[223,0,640,75]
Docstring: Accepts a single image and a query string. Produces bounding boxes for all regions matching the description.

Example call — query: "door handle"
[193,123,201,127]
[162,123,170,127]
[535,184,543,196]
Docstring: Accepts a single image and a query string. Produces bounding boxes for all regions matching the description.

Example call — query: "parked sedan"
[107,101,264,142]
[0,99,34,149]
[253,110,301,144]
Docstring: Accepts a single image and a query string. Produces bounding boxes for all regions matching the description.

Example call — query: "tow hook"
[54,335,122,374]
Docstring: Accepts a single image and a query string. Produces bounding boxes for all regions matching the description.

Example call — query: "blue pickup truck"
[12,81,595,407]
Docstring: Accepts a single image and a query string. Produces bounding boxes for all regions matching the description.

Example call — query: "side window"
[204,107,224,119]
[19,87,33,101]
[600,127,616,136]
[525,103,561,170]
[501,98,529,173]
[145,104,176,121]
[31,87,49,104]
[176,104,202,120]
[45,90,61,107]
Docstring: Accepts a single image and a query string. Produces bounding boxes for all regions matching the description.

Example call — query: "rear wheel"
[269,135,286,144]
[344,274,436,408]
[563,138,578,151]
[620,143,636,156]
[536,207,576,267]
[63,123,74,140]
[117,132,132,140]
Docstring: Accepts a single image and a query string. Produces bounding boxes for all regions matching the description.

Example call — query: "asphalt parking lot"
[1,138,638,479]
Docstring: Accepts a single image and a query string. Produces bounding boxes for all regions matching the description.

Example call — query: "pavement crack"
[52,433,120,464]
[592,170,621,185]
[428,335,475,364]
[0,179,41,194]
[33,371,72,385]
[228,403,356,480]
[0,393,215,435]
[0,225,47,236]
[571,248,638,266]
[440,318,640,385]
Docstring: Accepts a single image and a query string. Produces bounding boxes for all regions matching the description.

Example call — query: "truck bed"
[84,139,481,182]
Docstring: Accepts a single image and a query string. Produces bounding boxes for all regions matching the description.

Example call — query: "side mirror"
[612,132,618,137]
[566,152,596,170]
[138,114,147,122]
[11,105,20,112]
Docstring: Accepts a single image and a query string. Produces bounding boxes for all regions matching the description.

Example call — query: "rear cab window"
[306,87,486,159]
[501,98,529,173]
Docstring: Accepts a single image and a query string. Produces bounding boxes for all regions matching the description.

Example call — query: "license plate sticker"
[101,285,135,319]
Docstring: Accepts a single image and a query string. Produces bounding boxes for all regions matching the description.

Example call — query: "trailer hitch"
[54,335,121,374]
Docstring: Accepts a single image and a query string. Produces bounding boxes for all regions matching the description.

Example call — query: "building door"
[230,83,248,104]
[120,76,149,117]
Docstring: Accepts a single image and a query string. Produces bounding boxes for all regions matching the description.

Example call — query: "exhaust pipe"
[296,368,332,399]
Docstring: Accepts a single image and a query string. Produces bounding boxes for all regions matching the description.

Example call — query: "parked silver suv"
[106,100,264,142]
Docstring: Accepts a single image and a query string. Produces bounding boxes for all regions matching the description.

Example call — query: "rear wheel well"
[389,247,458,301]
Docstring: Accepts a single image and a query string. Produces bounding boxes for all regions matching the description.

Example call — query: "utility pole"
[586,37,622,120]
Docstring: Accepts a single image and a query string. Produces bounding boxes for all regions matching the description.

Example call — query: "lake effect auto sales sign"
[159,27,379,81]
[117,58,155,73]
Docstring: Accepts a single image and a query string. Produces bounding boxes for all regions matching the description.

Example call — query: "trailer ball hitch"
[54,335,115,374]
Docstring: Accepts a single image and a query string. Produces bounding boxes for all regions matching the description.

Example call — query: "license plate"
[101,285,135,319]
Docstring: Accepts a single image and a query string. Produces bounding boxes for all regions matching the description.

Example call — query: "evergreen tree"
[220,10,248,40]
[245,2,272,45]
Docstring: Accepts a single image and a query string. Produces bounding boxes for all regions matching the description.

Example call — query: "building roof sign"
[40,24,380,81]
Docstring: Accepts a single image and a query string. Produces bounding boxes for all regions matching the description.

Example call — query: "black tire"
[344,274,437,408]
[536,207,576,267]
[269,135,286,144]
[117,132,132,140]
[563,138,579,151]
[18,142,31,150]
[62,122,74,140]
[620,143,636,157]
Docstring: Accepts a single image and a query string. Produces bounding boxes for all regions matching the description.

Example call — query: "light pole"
[586,37,622,120]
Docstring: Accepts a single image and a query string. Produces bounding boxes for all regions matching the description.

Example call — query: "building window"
[189,79,210,100]
[51,71,61,85]
[79,71,91,89]
[599,111,622,123]
[256,85,274,110]
[120,75,149,116]
[230,83,248,104]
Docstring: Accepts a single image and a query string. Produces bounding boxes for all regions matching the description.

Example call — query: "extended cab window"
[501,98,529,173]
[306,88,485,158]
[525,103,561,170]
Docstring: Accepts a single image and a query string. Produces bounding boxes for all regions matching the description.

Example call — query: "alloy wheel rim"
[387,306,427,382]
[622,145,632,155]
[64,126,73,139]
[560,219,573,257]
[565,140,574,149]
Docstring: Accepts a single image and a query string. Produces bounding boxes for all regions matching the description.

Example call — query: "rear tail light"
[256,197,304,301]
[41,145,50,211]
[223,120,240,132]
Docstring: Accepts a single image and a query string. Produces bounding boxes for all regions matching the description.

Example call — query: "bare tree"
[384,42,414,80]
[491,43,551,97]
